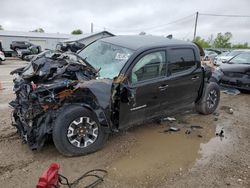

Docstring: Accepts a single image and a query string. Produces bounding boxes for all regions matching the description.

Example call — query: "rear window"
[15,41,25,44]
[168,48,196,75]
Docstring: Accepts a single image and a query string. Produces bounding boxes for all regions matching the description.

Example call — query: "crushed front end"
[220,72,250,91]
[9,51,98,149]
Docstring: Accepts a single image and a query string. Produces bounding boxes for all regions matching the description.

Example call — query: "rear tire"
[53,105,109,156]
[195,82,220,115]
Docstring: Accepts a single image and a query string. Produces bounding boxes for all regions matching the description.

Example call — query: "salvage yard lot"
[0,59,250,187]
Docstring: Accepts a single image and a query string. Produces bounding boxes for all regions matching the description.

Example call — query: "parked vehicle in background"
[10,36,220,156]
[10,41,35,51]
[204,50,219,61]
[215,52,250,91]
[205,48,222,55]
[0,50,6,65]
[17,45,41,60]
[214,49,250,66]
[56,41,85,53]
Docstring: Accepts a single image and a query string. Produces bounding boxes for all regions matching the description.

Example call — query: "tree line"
[193,32,249,49]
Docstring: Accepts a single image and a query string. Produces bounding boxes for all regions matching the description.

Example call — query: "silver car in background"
[214,49,250,66]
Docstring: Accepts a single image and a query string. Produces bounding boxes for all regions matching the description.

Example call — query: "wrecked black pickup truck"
[10,36,220,156]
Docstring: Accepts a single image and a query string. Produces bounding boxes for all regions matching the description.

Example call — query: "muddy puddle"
[108,114,229,185]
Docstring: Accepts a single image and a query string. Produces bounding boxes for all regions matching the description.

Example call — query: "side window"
[168,49,196,75]
[131,51,166,84]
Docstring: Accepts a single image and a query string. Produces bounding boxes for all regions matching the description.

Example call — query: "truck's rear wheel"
[195,82,220,115]
[53,105,109,156]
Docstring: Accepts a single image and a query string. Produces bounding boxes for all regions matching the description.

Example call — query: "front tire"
[195,82,220,115]
[53,105,109,156]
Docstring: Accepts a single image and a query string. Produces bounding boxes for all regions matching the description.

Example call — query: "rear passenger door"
[160,48,202,111]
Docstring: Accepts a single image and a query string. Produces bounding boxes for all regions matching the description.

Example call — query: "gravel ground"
[0,59,249,188]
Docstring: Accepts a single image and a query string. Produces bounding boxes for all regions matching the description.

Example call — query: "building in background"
[0,30,114,56]
[0,30,71,54]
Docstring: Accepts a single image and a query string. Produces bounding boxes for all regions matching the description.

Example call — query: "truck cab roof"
[100,35,196,51]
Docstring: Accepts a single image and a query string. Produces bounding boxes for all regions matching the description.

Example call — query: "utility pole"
[91,23,93,33]
[193,11,199,40]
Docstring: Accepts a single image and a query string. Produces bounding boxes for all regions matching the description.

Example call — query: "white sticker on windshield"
[115,53,129,60]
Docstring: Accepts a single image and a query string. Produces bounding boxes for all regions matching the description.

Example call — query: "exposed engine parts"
[9,50,105,149]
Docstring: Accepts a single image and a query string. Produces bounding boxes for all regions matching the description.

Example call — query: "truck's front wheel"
[53,105,109,156]
[195,82,220,115]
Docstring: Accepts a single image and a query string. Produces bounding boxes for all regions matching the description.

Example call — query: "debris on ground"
[214,117,219,121]
[229,108,234,114]
[216,129,224,137]
[220,106,234,115]
[162,127,180,133]
[157,116,177,124]
[213,111,220,116]
[37,163,107,188]
[190,125,203,129]
[221,87,241,96]
[185,125,203,135]
[185,129,191,134]
[162,117,176,122]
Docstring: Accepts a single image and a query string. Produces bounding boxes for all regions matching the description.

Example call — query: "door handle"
[158,85,168,91]
[191,76,199,80]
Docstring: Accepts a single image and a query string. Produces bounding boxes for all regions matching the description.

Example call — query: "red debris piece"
[36,163,60,188]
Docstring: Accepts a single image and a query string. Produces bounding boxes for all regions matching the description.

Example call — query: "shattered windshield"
[78,40,134,79]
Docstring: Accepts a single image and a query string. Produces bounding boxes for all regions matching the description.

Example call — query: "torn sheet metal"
[9,50,117,150]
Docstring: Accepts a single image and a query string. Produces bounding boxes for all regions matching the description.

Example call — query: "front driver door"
[119,50,167,129]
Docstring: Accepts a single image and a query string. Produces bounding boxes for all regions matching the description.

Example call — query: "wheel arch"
[196,66,212,103]
[55,103,112,133]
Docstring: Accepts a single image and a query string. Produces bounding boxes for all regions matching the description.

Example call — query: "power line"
[94,13,195,33]
[93,12,250,41]
[200,13,250,18]
[141,13,195,31]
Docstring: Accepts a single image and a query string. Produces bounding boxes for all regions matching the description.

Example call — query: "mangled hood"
[9,50,117,150]
[11,50,98,82]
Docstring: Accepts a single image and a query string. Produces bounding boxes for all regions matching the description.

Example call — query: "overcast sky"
[1,0,250,43]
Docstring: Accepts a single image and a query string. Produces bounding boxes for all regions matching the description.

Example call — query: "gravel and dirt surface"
[0,59,249,188]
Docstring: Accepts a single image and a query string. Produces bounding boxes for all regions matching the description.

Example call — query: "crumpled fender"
[196,66,212,103]
[55,102,112,134]
[211,68,224,83]
[68,79,114,132]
